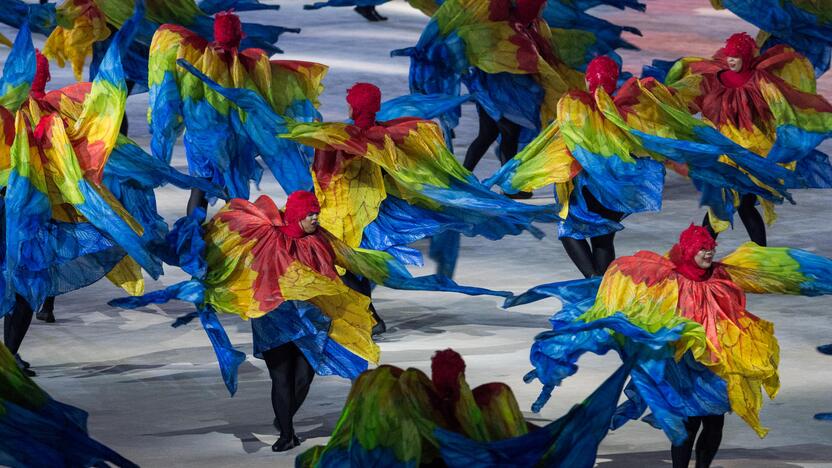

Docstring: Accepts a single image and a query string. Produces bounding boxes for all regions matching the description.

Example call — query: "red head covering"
[31,49,51,99]
[346,82,381,129]
[513,0,546,24]
[719,32,757,88]
[431,348,466,402]
[722,32,756,66]
[669,224,717,281]
[214,11,244,49]
[280,190,320,238]
[585,55,619,95]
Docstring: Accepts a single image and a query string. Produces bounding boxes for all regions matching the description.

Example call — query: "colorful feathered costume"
[148,11,326,199]
[298,348,632,468]
[709,0,832,76]
[392,0,585,136]
[0,18,158,313]
[41,0,294,89]
[511,224,832,444]
[172,69,557,267]
[110,191,510,394]
[0,341,137,467]
[487,56,791,241]
[655,33,832,233]
[0,18,216,313]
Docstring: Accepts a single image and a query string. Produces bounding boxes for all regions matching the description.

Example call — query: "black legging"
[702,193,766,246]
[671,415,725,468]
[561,188,624,278]
[186,188,209,217]
[463,103,521,172]
[263,342,315,438]
[4,296,34,355]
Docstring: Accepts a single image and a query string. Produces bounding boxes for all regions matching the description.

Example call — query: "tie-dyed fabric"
[710,0,832,76]
[0,341,137,467]
[42,0,296,87]
[110,197,511,394]
[176,61,557,267]
[0,14,211,314]
[655,45,832,232]
[512,242,832,444]
[148,25,326,198]
[297,350,631,468]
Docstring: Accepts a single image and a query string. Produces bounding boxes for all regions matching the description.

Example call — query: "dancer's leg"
[463,104,500,172]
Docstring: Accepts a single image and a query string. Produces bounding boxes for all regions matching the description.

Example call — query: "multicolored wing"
[0,23,35,113]
[470,382,528,441]
[147,25,207,164]
[298,366,426,468]
[436,362,630,467]
[720,242,832,296]
[202,197,379,364]
[711,0,832,76]
[407,0,443,16]
[543,0,644,70]
[167,57,318,195]
[0,342,138,467]
[42,0,111,81]
[557,90,665,216]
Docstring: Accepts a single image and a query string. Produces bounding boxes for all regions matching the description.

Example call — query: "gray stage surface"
[2,0,831,466]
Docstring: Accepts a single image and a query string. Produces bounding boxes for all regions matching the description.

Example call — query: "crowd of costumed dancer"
[0,0,830,466]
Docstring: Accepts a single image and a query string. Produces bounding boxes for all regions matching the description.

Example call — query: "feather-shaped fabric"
[1,9,163,313]
[43,0,298,86]
[299,350,627,468]
[0,341,138,467]
[148,30,325,198]
[0,0,56,37]
[659,45,832,229]
[514,243,832,444]
[392,0,584,132]
[179,61,558,266]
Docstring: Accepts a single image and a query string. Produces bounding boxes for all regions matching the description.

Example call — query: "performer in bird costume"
[0,17,217,375]
[510,224,832,467]
[653,33,832,245]
[174,66,557,273]
[0,341,137,467]
[40,0,292,88]
[297,348,633,467]
[393,0,585,183]
[110,190,509,451]
[147,10,326,209]
[487,55,791,278]
[709,0,832,76]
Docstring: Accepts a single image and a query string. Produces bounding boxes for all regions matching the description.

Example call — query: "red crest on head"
[431,348,466,402]
[513,0,546,24]
[346,82,382,129]
[585,55,619,95]
[721,32,757,66]
[214,11,244,49]
[32,49,51,98]
[670,224,718,281]
[280,191,320,238]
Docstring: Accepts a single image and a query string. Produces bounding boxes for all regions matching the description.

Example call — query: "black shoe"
[354,6,379,21]
[370,7,387,21]
[293,435,301,446]
[272,434,300,452]
[14,353,30,369]
[15,355,35,377]
[505,191,533,200]
[36,309,55,323]
[372,318,387,336]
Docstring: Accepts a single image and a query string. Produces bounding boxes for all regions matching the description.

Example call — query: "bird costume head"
[585,55,619,95]
[280,191,321,238]
[214,11,244,49]
[670,224,717,281]
[347,82,381,129]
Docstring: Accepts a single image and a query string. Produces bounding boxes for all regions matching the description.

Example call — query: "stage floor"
[3,1,831,466]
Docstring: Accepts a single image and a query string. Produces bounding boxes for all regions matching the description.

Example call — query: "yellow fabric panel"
[106,256,145,296]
